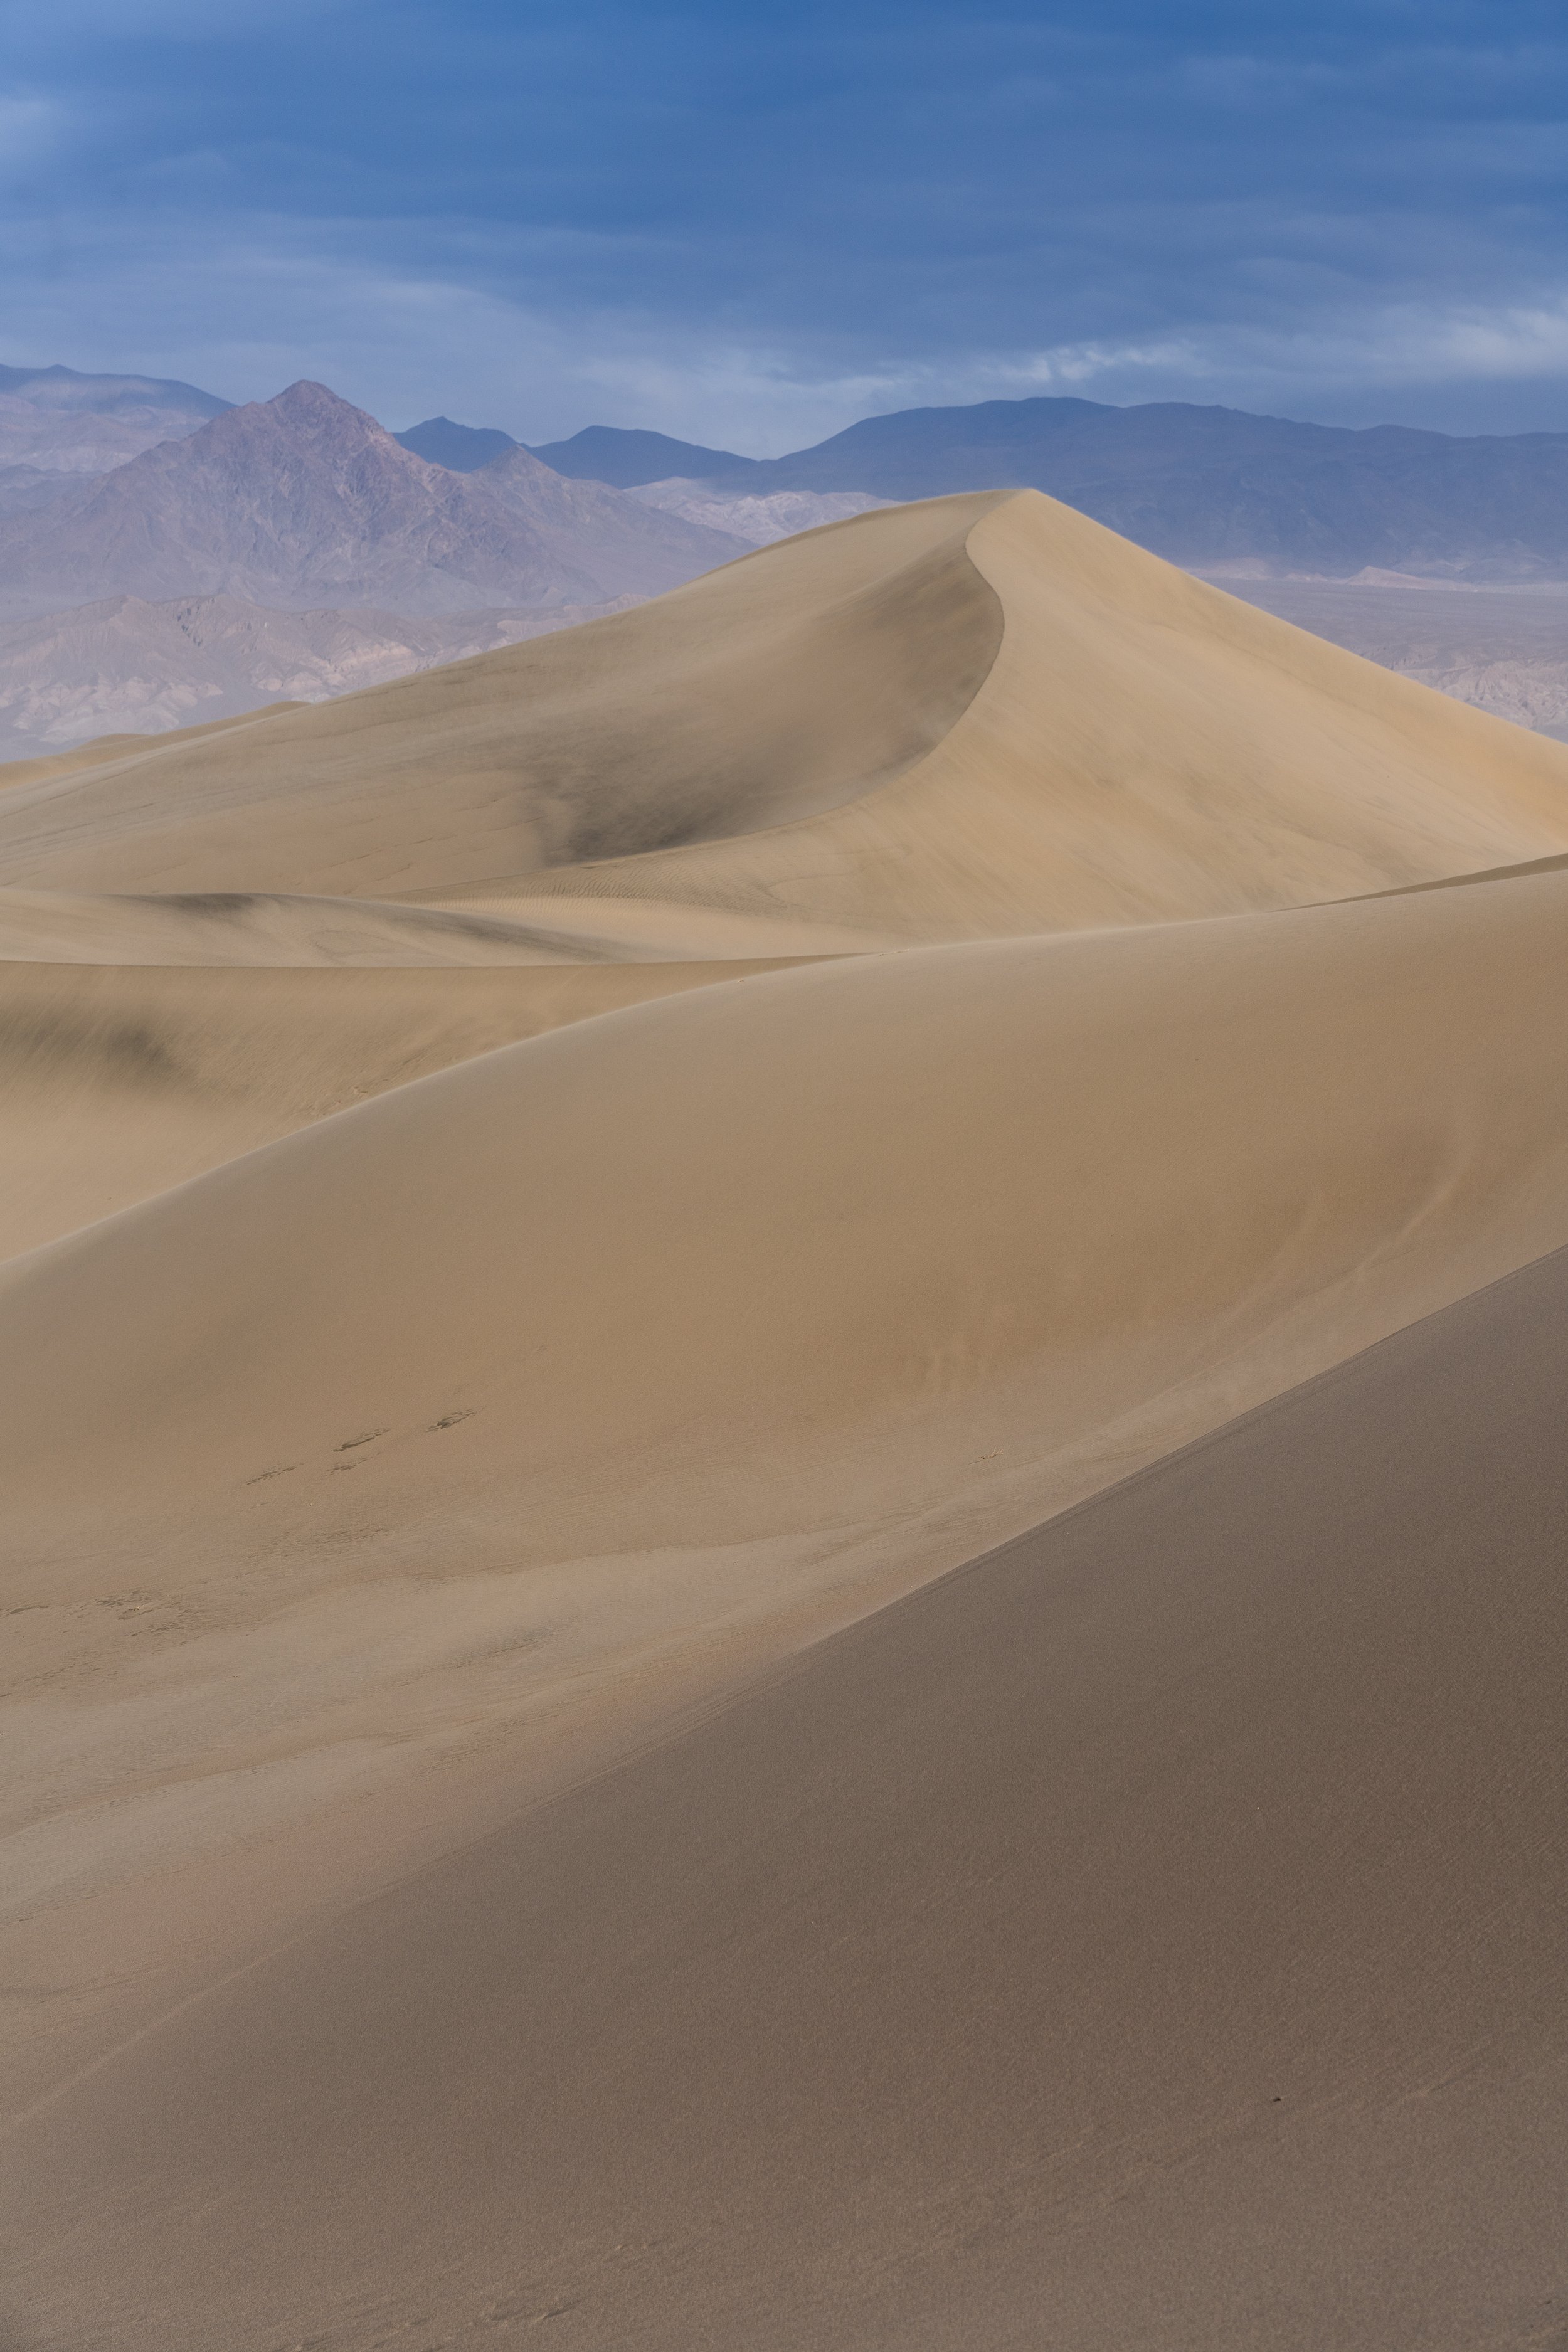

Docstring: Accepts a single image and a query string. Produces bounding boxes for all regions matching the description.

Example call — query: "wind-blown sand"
[2,490,1566,2346]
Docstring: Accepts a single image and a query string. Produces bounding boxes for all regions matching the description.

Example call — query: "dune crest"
[8,877,1568,2072]
[476,489,1568,940]
[0,956,817,1259]
[8,490,1568,942]
[4,482,1568,2344]
[0,495,1006,900]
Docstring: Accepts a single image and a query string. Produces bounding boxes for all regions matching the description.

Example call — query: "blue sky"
[1,0,1567,448]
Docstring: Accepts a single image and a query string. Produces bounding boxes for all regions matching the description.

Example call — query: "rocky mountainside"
[627,479,890,544]
[0,363,234,510]
[532,396,1568,580]
[0,382,749,618]
[0,590,634,757]
[1216,578,1568,743]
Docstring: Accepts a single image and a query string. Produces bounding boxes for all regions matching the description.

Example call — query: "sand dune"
[3,485,1568,2346]
[8,1242,1567,2349]
[488,489,1568,941]
[0,886,726,965]
[0,958,810,1258]
[6,490,1568,930]
[19,879,1568,1560]
[0,884,875,966]
[7,877,1568,2112]
[0,495,1005,899]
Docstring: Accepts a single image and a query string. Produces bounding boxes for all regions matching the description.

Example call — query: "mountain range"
[394,415,519,470]
[0,363,228,419]
[0,363,234,521]
[0,380,747,619]
[0,358,1566,758]
[0,591,632,756]
[529,398,1568,581]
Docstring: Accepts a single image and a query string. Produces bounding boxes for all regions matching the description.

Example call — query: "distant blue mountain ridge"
[393,416,519,471]
[521,396,1568,578]
[0,363,230,418]
[10,360,1568,575]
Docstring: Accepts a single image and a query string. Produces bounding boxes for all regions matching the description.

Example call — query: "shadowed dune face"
[0,496,1007,899]
[4,490,1568,931]
[6,484,1568,2348]
[7,1245,1568,2352]
[482,490,1568,941]
[6,876,1568,2046]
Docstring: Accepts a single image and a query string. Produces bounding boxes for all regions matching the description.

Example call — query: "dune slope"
[0,887,748,966]
[6,474,1568,2350]
[0,957,810,1259]
[480,487,1568,940]
[0,495,1005,899]
[6,490,1568,931]
[7,1239,1567,2351]
[14,879,1568,1556]
[6,874,1568,2098]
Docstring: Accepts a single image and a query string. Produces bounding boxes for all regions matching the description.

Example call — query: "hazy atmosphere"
[3,0,1568,445]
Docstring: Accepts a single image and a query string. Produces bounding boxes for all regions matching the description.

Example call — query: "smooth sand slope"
[0,882,882,965]
[7,1243,1567,2351]
[0,958,810,1258]
[476,488,1568,942]
[4,487,1568,2348]
[0,495,1005,904]
[0,888,687,965]
[6,875,1568,2123]
[4,490,1568,935]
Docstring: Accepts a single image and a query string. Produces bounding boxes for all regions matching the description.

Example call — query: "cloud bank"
[1,0,1566,445]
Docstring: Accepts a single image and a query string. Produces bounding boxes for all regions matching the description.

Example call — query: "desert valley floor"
[2,490,1567,2348]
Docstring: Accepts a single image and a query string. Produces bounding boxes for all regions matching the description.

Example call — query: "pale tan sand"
[6,873,1568,2129]
[5,490,1568,2345]
[5,1242,1567,2349]
[0,885,881,963]
[0,957,813,1256]
[0,705,303,793]
[0,887,655,964]
[0,495,1005,899]
[5,492,1568,931]
[490,489,1568,941]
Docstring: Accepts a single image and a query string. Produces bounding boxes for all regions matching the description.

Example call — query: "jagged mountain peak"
[0,379,749,618]
[235,379,398,442]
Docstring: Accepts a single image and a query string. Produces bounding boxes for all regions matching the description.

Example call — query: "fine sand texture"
[3,489,1568,2348]
[6,1244,1567,2350]
[0,958,813,1257]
